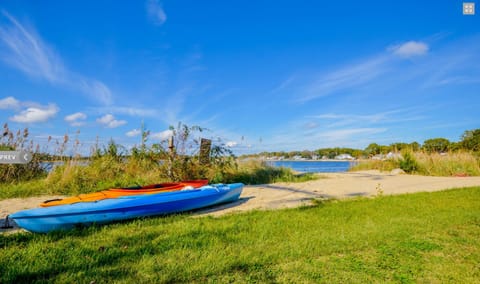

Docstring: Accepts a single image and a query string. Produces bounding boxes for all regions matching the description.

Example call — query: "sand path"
[2,170,480,233]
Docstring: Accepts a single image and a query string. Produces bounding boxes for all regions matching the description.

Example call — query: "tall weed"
[414,151,480,176]
[352,151,480,176]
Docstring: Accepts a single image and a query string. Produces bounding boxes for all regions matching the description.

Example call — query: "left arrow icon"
[20,151,32,163]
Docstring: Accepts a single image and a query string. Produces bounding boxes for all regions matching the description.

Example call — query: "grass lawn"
[1,187,479,283]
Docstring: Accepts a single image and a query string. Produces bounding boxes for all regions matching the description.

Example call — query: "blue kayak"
[9,183,243,233]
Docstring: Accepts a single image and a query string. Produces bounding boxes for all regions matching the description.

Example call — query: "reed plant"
[0,124,46,183]
[352,150,480,176]
[414,151,480,176]
[350,158,399,172]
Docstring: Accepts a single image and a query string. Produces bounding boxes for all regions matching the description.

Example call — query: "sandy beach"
[2,170,480,233]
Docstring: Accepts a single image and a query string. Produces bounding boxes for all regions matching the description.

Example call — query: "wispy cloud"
[298,55,389,103]
[256,124,389,152]
[91,106,159,117]
[146,0,167,26]
[96,114,127,128]
[159,87,190,125]
[389,41,429,58]
[0,11,64,83]
[318,128,387,140]
[309,108,425,128]
[419,36,480,89]
[293,36,480,103]
[10,103,58,123]
[77,79,112,105]
[64,112,87,126]
[0,10,113,105]
[270,76,296,94]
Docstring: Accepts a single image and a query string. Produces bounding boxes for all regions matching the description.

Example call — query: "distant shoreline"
[264,159,359,162]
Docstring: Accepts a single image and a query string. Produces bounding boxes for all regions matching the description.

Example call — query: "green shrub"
[399,151,418,173]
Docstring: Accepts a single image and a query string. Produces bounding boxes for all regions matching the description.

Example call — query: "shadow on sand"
[256,184,335,199]
[193,196,254,215]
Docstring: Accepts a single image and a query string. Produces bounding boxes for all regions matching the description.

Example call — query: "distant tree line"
[241,128,480,160]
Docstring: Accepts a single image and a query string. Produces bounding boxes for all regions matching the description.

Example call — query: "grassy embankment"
[0,158,317,200]
[351,151,480,176]
[1,123,317,200]
[1,187,479,283]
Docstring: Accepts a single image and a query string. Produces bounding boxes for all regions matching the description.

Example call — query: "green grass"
[2,187,480,283]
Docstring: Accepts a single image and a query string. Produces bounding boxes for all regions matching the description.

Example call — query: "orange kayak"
[40,180,208,207]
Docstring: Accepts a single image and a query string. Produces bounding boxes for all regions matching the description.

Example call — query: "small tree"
[460,129,480,152]
[365,143,381,156]
[409,142,421,152]
[422,138,450,153]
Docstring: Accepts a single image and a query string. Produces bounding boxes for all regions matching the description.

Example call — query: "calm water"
[268,160,357,173]
[41,160,355,174]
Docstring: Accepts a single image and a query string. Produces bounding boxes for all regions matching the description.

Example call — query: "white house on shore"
[335,154,355,160]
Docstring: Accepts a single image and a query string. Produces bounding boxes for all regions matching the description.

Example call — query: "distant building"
[371,154,384,160]
[335,154,355,160]
[386,152,402,159]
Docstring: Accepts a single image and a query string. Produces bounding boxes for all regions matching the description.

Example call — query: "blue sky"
[0,1,479,155]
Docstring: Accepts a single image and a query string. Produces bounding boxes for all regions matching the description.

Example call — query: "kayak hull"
[10,183,243,233]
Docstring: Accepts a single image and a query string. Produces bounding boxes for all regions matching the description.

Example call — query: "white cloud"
[0,11,113,105]
[96,114,126,128]
[146,0,167,26]
[151,129,173,141]
[64,112,87,126]
[226,141,238,147]
[0,96,20,109]
[10,103,58,123]
[126,129,141,137]
[390,41,429,58]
